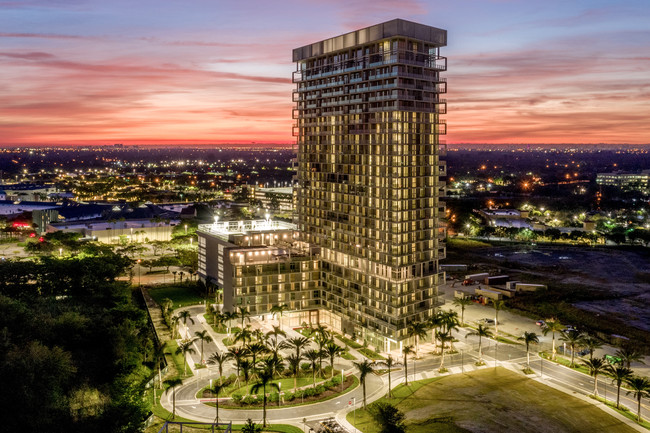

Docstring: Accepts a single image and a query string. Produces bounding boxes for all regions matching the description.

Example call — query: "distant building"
[252,187,293,212]
[476,209,533,229]
[596,170,650,192]
[0,183,58,201]
[48,218,178,243]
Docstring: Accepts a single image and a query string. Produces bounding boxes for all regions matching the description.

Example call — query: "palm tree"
[266,325,286,343]
[616,346,646,369]
[211,381,228,424]
[207,351,232,384]
[177,310,194,328]
[559,329,585,367]
[282,336,311,361]
[314,336,329,377]
[161,297,173,315]
[223,311,238,334]
[582,357,606,396]
[175,339,196,376]
[241,419,262,433]
[402,345,414,386]
[237,306,251,329]
[170,314,181,339]
[625,376,650,422]
[452,296,472,326]
[582,335,603,361]
[407,321,428,358]
[353,359,376,408]
[492,300,505,336]
[377,354,401,397]
[440,310,460,334]
[517,331,539,368]
[266,338,284,361]
[194,330,213,364]
[427,312,444,350]
[152,342,167,401]
[234,326,253,346]
[312,324,331,342]
[228,347,247,385]
[304,349,321,388]
[252,328,266,344]
[542,319,564,360]
[250,369,280,427]
[260,356,285,379]
[246,342,269,371]
[165,378,183,419]
[324,342,344,378]
[466,324,493,363]
[438,330,454,371]
[606,364,633,409]
[270,304,289,330]
[240,359,253,386]
[286,353,303,391]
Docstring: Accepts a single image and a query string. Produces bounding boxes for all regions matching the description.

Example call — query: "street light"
[59,247,62,257]
[136,259,141,286]
[184,224,188,234]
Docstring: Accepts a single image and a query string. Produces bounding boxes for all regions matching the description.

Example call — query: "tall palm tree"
[228,347,247,385]
[616,346,646,369]
[304,349,321,388]
[312,324,331,342]
[559,329,585,367]
[407,321,428,358]
[266,338,284,361]
[194,330,213,364]
[211,381,228,424]
[252,328,266,344]
[466,324,493,363]
[170,314,181,339]
[517,331,539,368]
[427,312,444,350]
[161,297,173,315]
[260,356,285,379]
[606,364,633,409]
[250,369,280,427]
[583,357,606,396]
[324,342,344,378]
[452,296,472,326]
[440,310,460,334]
[164,378,183,419]
[625,376,650,422]
[240,359,253,386]
[377,354,401,397]
[286,353,303,391]
[177,309,195,329]
[438,330,454,371]
[542,319,564,360]
[353,359,376,408]
[234,326,254,346]
[246,342,269,371]
[207,351,232,384]
[402,345,414,386]
[314,335,329,377]
[492,300,505,336]
[582,335,603,361]
[237,306,251,329]
[282,336,311,361]
[223,311,238,334]
[175,339,196,376]
[266,325,286,344]
[270,304,289,330]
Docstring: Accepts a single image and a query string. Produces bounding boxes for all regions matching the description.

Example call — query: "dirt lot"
[448,243,650,333]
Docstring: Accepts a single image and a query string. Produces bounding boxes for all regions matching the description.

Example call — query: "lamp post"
[278,381,281,407]
[136,259,141,286]
[184,224,188,234]
[59,247,62,257]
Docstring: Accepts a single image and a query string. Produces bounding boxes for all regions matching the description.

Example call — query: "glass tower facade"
[293,19,447,351]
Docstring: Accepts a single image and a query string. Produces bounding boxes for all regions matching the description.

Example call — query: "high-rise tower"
[293,19,447,351]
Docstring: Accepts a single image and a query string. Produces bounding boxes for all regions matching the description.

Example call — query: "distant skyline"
[1,0,649,146]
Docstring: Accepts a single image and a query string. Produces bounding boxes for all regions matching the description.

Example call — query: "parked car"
[462,279,473,286]
[535,319,546,327]
[479,318,496,325]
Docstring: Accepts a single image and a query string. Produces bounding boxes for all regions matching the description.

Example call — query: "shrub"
[269,392,280,403]
[284,391,295,401]
[303,388,315,397]
[300,363,311,372]
[315,384,326,394]
[232,393,243,404]
[331,376,342,386]
[242,395,256,405]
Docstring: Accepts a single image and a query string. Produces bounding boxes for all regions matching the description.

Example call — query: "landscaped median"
[199,374,358,409]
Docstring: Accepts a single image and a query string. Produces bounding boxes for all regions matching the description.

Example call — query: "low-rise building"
[596,170,650,192]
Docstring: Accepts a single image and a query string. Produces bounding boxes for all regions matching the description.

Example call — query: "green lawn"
[197,375,331,398]
[347,367,638,433]
[166,340,194,378]
[148,284,205,309]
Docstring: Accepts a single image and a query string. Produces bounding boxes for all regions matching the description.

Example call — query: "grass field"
[148,284,205,309]
[347,367,637,433]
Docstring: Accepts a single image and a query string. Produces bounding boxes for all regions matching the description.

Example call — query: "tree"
[164,378,183,419]
[160,298,173,316]
[176,310,195,338]
[240,360,253,386]
[250,369,280,427]
[407,321,428,358]
[266,325,286,344]
[625,376,650,422]
[324,342,344,378]
[207,351,232,384]
[452,296,472,326]
[427,312,444,350]
[517,331,539,368]
[312,324,331,342]
[282,336,311,361]
[354,359,376,408]
[582,335,603,361]
[238,306,251,329]
[228,347,247,385]
[402,345,414,386]
[211,381,228,424]
[223,311,238,334]
[370,402,406,433]
[304,349,321,388]
[234,326,253,346]
[582,357,606,396]
[376,355,401,398]
[260,356,285,379]
[241,418,262,433]
[194,330,213,364]
[616,346,645,369]
[437,330,454,371]
[286,353,303,391]
[466,324,493,363]
[542,319,564,360]
[175,339,196,376]
[270,304,289,330]
[246,342,269,372]
[559,329,585,367]
[492,300,505,336]
[606,364,633,408]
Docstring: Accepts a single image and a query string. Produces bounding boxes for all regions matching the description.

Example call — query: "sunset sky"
[1,0,649,146]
